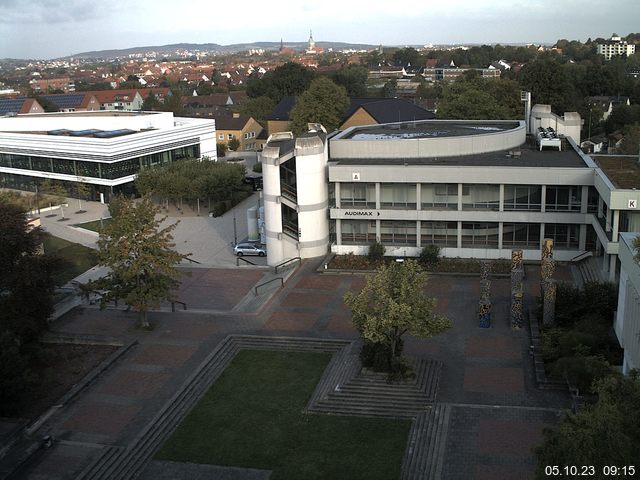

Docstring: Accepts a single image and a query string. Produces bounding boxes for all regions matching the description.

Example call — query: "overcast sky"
[0,0,637,59]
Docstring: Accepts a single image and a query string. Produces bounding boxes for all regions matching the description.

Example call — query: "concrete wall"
[615,232,640,374]
[529,105,581,144]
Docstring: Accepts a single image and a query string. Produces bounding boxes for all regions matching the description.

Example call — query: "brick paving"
[13,259,574,480]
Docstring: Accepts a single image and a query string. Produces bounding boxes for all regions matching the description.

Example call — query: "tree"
[344,260,451,370]
[246,62,316,103]
[634,235,640,263]
[228,138,240,151]
[534,373,640,476]
[289,77,349,134]
[619,125,640,155]
[330,65,369,97]
[437,76,522,120]
[381,78,397,98]
[517,59,577,113]
[239,95,275,127]
[75,180,90,213]
[41,179,67,218]
[141,92,161,111]
[84,196,189,328]
[217,142,227,158]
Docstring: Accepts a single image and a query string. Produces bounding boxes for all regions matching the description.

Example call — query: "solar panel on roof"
[69,129,102,136]
[0,98,26,115]
[42,94,85,109]
[93,129,136,138]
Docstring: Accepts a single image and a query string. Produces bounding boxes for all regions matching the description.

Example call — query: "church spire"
[308,30,315,50]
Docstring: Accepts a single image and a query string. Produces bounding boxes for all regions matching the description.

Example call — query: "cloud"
[0,0,115,24]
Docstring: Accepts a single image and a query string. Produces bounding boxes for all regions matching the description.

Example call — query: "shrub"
[360,338,404,372]
[419,244,440,265]
[367,241,385,262]
[252,162,263,173]
[551,352,611,394]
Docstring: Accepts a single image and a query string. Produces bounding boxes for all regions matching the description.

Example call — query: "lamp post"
[588,108,592,142]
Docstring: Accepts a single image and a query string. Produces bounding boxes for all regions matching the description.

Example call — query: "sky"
[0,0,638,59]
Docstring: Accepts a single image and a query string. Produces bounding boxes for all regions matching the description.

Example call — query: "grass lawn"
[156,350,411,480]
[42,234,98,285]
[75,218,112,233]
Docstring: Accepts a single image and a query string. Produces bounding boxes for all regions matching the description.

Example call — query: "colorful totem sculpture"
[510,249,524,329]
[479,260,492,328]
[541,238,556,326]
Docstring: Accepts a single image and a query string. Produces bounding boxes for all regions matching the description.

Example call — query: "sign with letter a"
[352,172,360,181]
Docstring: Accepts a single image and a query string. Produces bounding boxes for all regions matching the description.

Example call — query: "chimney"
[233,112,240,118]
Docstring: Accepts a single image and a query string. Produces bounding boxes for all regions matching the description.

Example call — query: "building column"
[539,223,545,249]
[457,183,463,211]
[580,185,589,214]
[335,219,342,245]
[375,183,381,210]
[540,185,546,213]
[335,183,341,208]
[579,224,587,251]
[416,220,421,248]
[605,207,612,232]
[498,222,504,250]
[602,253,609,275]
[457,221,462,249]
[598,196,604,218]
[609,254,617,282]
[416,184,421,211]
[376,219,381,242]
[612,210,620,240]
[499,184,505,212]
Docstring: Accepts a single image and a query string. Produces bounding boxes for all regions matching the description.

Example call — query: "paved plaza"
[8,257,572,480]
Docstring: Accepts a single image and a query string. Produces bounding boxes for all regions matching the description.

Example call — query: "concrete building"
[261,110,640,281]
[597,34,636,60]
[0,110,216,201]
[614,232,640,375]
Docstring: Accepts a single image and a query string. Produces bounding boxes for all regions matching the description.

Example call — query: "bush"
[252,162,263,173]
[367,241,385,262]
[551,352,611,394]
[0,331,32,415]
[419,244,440,265]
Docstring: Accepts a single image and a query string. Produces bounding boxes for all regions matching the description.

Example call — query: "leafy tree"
[246,62,316,103]
[216,142,227,158]
[392,47,421,67]
[381,78,397,98]
[228,138,240,151]
[619,125,640,155]
[141,92,161,111]
[518,59,577,113]
[289,77,349,134]
[344,260,451,369]
[367,241,385,262]
[534,373,640,476]
[239,95,275,127]
[75,180,91,212]
[634,235,640,263]
[84,196,189,328]
[40,179,67,217]
[330,65,369,97]
[159,90,185,116]
[438,76,522,120]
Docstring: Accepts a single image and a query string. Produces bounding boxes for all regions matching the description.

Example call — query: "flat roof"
[331,138,588,168]
[593,155,640,189]
[10,110,157,118]
[342,121,520,140]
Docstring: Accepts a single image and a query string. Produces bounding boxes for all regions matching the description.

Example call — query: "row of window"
[336,183,597,213]
[0,146,199,180]
[339,220,586,250]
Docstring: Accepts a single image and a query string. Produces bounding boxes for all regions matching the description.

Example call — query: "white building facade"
[614,233,640,375]
[597,35,636,60]
[0,111,216,200]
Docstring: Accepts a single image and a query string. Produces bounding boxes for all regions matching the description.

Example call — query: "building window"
[461,222,499,248]
[502,223,540,248]
[421,221,457,247]
[218,134,223,140]
[340,182,376,208]
[545,186,581,212]
[380,183,416,209]
[545,224,579,249]
[504,185,542,211]
[380,220,416,246]
[341,220,376,244]
[227,134,233,140]
[421,183,457,210]
[462,184,499,211]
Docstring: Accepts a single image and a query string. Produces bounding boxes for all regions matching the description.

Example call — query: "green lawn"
[74,218,112,233]
[156,350,411,480]
[42,234,98,285]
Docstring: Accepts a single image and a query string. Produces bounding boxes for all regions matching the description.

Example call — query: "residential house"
[587,96,631,122]
[30,77,75,93]
[91,90,144,111]
[216,113,263,151]
[597,34,636,60]
[40,93,100,112]
[0,97,44,116]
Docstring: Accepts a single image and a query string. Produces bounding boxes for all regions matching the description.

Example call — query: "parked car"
[233,243,266,257]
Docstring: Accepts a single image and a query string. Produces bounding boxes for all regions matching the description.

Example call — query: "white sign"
[352,172,360,181]
[629,199,638,209]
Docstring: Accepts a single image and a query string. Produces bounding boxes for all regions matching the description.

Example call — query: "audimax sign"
[344,211,380,216]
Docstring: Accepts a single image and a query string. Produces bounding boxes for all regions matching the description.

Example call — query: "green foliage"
[227,137,240,151]
[604,104,640,134]
[392,47,421,67]
[216,142,227,158]
[252,162,263,173]
[634,235,640,263]
[246,62,316,103]
[344,260,451,371]
[419,245,441,265]
[84,196,189,327]
[329,65,369,97]
[360,339,406,375]
[517,59,577,113]
[380,78,397,98]
[551,351,611,394]
[437,77,522,120]
[535,373,640,474]
[141,92,161,111]
[239,95,275,127]
[619,125,640,154]
[0,331,33,415]
[551,281,617,328]
[136,159,247,206]
[289,77,349,134]
[367,241,386,262]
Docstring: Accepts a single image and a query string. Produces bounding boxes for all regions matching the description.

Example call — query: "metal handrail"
[184,256,202,264]
[171,301,187,312]
[274,257,301,274]
[569,251,593,263]
[254,277,283,295]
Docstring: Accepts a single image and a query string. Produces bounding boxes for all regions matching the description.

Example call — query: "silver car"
[233,243,266,257]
